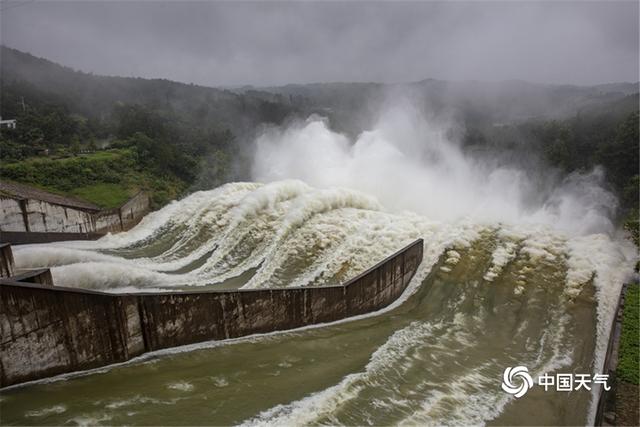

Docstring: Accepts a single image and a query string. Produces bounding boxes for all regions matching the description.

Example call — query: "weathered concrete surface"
[93,208,124,234]
[0,182,150,240]
[0,243,14,277]
[119,192,151,231]
[7,198,96,233]
[1,268,54,286]
[0,283,144,387]
[0,231,106,245]
[0,244,51,284]
[0,181,99,211]
[0,239,423,387]
[0,198,29,232]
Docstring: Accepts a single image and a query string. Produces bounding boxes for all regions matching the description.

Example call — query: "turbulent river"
[1,180,636,426]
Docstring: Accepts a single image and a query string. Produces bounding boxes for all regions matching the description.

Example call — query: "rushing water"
[1,181,636,426]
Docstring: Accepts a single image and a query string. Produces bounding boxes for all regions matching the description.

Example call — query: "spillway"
[1,180,635,425]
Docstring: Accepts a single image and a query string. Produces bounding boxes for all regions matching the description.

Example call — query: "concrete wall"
[25,199,96,233]
[0,198,28,232]
[0,244,51,283]
[0,239,423,387]
[0,284,144,386]
[93,209,124,234]
[0,231,106,245]
[2,268,54,286]
[0,243,14,278]
[0,191,150,239]
[1,195,96,233]
[119,192,151,231]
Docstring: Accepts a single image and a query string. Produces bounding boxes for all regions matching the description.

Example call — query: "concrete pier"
[0,239,423,387]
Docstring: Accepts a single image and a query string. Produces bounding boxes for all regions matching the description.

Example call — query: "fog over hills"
[1,46,638,220]
[3,45,637,137]
[252,78,639,131]
[2,2,637,86]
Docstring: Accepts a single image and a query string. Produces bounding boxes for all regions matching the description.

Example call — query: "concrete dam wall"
[0,239,423,387]
[0,181,150,243]
[0,243,15,278]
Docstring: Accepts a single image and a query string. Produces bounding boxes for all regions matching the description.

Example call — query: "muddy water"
[1,181,634,425]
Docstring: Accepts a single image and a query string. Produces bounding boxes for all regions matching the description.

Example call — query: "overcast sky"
[1,1,638,87]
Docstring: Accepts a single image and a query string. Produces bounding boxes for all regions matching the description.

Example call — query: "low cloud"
[1,1,638,86]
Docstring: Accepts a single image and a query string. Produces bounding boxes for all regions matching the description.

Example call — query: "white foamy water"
[252,110,618,236]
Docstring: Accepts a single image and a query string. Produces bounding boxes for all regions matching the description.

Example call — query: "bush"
[0,149,188,209]
[618,284,639,385]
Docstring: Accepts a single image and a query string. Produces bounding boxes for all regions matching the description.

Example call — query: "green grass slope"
[0,149,186,209]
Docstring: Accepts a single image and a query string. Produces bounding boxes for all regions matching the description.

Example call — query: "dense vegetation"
[618,284,639,385]
[0,149,185,208]
[0,90,231,207]
[0,46,299,207]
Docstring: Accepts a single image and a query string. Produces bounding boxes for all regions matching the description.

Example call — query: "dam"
[0,181,635,426]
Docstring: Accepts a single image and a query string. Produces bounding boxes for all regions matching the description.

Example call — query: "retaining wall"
[119,192,151,231]
[0,195,96,233]
[0,243,14,277]
[0,231,106,245]
[0,239,423,387]
[2,269,54,286]
[0,189,149,241]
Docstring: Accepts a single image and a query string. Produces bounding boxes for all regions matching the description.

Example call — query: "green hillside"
[0,46,302,207]
[0,149,185,209]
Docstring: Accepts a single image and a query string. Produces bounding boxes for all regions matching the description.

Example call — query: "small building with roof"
[0,117,17,129]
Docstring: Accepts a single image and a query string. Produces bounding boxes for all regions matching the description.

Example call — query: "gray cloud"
[1,1,638,86]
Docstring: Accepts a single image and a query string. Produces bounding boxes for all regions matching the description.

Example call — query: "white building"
[0,117,17,129]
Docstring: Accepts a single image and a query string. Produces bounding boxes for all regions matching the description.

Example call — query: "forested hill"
[0,46,297,137]
[244,78,638,135]
[0,46,301,207]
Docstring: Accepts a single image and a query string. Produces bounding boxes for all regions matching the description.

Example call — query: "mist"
[251,100,618,236]
[2,1,638,86]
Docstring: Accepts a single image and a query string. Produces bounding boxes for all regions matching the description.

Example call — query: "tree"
[70,135,81,156]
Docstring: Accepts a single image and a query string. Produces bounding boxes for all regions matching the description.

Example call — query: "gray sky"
[1,1,638,87]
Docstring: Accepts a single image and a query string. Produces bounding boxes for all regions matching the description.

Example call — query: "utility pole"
[21,96,26,112]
